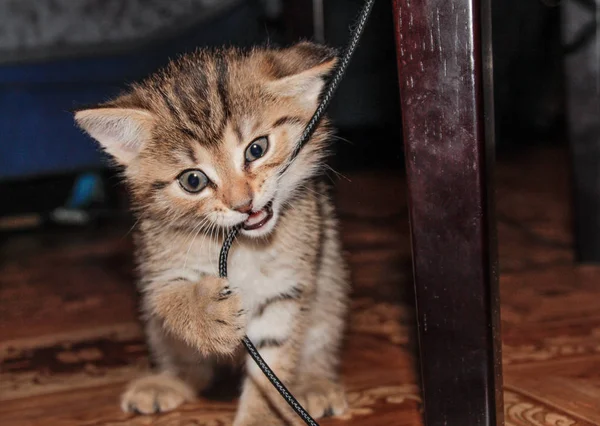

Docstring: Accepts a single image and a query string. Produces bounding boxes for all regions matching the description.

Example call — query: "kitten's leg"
[122,275,245,415]
[236,366,346,424]
[292,302,349,419]
[121,318,216,414]
[148,275,246,356]
[233,301,308,426]
[294,218,350,419]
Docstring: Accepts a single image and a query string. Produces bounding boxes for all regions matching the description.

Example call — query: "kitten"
[74,42,349,425]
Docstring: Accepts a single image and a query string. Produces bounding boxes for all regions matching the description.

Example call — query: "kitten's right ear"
[74,106,154,165]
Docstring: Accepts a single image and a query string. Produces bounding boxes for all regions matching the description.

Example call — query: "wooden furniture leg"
[392,1,504,425]
[563,0,600,262]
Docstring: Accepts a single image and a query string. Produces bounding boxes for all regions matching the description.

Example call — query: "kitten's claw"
[219,286,233,299]
[128,403,140,415]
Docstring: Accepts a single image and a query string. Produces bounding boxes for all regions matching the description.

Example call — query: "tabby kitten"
[74,42,349,425]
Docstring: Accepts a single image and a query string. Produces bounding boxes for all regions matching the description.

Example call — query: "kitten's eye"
[245,136,269,162]
[177,169,209,193]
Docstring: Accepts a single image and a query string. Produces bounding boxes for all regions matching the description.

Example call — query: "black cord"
[279,0,376,177]
[218,225,239,278]
[216,0,376,424]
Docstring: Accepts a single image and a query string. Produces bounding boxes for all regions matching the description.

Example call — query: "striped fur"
[74,43,350,425]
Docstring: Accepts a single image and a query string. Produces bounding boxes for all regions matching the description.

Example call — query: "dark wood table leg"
[563,0,600,263]
[392,1,504,425]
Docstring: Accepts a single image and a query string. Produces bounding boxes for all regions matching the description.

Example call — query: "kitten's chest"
[193,241,299,311]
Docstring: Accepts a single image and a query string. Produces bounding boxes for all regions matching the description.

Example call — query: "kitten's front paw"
[152,276,246,356]
[121,373,194,414]
[294,378,348,419]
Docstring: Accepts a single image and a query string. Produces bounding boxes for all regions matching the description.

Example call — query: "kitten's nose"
[232,199,253,214]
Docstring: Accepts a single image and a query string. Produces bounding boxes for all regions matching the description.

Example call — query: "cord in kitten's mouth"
[242,201,273,230]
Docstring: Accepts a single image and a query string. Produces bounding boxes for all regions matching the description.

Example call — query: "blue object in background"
[0,0,264,181]
[66,173,103,209]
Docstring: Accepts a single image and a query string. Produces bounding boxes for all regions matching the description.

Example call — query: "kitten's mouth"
[242,201,273,230]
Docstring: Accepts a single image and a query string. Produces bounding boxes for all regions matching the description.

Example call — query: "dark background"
[0,0,564,231]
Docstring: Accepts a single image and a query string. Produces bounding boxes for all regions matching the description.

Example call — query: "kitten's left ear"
[74,105,155,166]
[268,42,338,110]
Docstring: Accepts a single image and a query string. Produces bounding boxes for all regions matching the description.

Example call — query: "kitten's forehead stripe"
[154,83,198,139]
[178,126,197,139]
[184,63,210,124]
[157,85,181,120]
[173,78,207,130]
[215,54,231,126]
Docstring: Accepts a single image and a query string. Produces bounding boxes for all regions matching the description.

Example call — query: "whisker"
[297,183,326,199]
[324,164,351,182]
[123,218,140,239]
[196,218,215,268]
[207,221,218,273]
[182,218,210,269]
[331,134,354,145]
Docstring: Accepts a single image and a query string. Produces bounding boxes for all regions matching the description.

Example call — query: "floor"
[1,147,599,426]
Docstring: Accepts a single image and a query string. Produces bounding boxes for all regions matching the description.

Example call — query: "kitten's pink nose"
[232,200,253,214]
